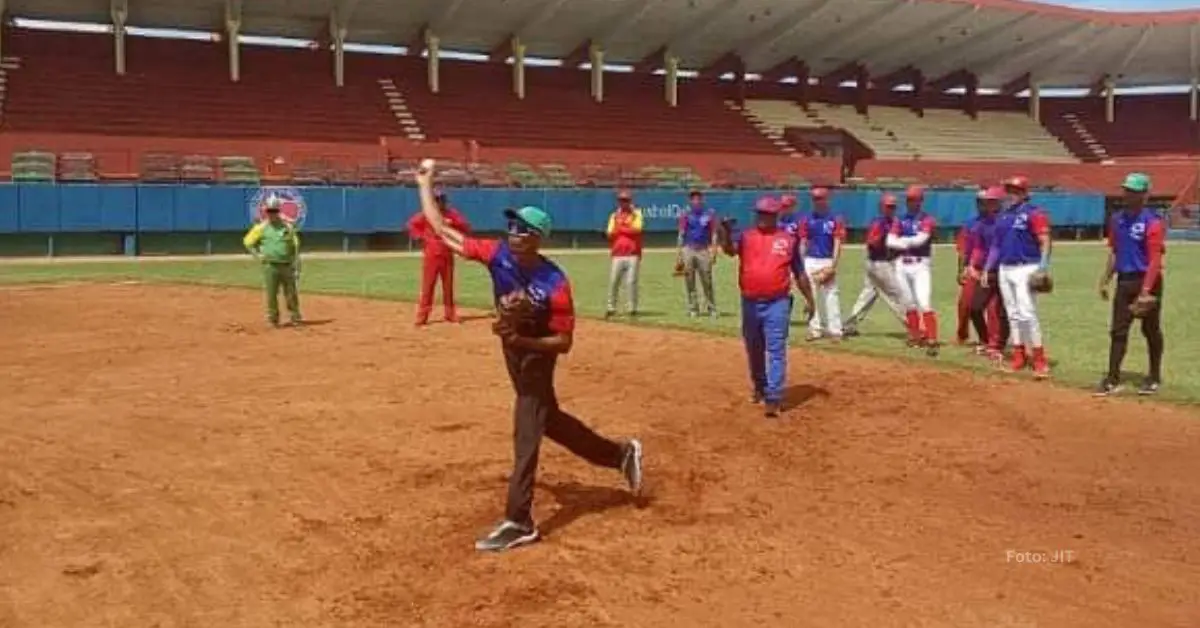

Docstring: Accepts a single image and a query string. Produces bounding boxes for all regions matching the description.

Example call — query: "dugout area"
[1,283,1198,626]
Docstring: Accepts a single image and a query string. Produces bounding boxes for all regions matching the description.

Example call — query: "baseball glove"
[1029,270,1054,294]
[1130,293,1159,318]
[673,259,686,277]
[811,266,836,286]
[494,290,538,337]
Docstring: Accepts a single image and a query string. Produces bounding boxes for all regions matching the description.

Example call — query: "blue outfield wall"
[0,184,1106,234]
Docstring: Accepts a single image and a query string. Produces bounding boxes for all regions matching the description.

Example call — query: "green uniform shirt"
[243,220,300,263]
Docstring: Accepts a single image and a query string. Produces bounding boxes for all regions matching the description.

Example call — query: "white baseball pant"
[607,255,640,314]
[804,257,842,337]
[894,257,934,312]
[848,259,909,327]
[998,263,1043,348]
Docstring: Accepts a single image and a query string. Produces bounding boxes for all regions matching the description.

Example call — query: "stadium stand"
[2,30,399,143]
[0,0,1196,204]
[391,58,783,155]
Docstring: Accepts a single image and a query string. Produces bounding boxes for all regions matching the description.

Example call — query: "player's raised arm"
[415,159,467,256]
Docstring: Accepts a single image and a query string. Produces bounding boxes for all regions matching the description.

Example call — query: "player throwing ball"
[1095,173,1166,396]
[716,195,805,418]
[886,186,940,356]
[412,159,643,553]
[982,176,1052,379]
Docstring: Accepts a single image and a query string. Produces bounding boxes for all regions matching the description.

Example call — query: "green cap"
[504,205,552,236]
[1122,172,1151,193]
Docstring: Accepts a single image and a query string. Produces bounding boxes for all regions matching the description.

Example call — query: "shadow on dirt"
[538,481,652,537]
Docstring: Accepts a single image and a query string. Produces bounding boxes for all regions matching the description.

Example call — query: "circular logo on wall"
[249,187,307,228]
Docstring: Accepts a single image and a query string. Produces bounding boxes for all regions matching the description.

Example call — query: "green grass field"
[3,243,1197,404]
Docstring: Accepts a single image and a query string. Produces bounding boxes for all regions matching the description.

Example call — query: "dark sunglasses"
[507,220,539,237]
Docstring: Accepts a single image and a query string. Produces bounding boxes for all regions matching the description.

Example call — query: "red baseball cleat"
[1008,346,1028,372]
[1031,347,1050,379]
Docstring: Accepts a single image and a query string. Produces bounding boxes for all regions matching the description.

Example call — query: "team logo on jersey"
[1129,222,1146,241]
[771,238,791,256]
[249,187,307,228]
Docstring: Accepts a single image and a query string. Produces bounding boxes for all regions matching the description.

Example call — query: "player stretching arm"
[415,161,569,354]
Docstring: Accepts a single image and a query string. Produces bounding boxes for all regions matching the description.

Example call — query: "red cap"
[881,193,898,207]
[755,195,782,214]
[780,194,797,208]
[810,187,829,200]
[617,189,632,200]
[905,185,924,200]
[982,186,1006,201]
[1005,175,1029,190]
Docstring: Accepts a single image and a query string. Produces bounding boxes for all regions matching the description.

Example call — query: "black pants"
[1107,272,1164,382]
[970,272,1010,350]
[503,345,624,528]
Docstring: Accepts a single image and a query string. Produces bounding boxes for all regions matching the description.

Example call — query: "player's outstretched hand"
[415,158,435,186]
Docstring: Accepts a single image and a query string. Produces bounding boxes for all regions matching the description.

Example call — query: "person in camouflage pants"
[243,195,302,327]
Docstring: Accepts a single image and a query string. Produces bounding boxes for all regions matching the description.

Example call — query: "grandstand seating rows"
[0,29,1197,195]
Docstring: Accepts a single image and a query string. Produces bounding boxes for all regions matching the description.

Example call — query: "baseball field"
[2,243,1199,627]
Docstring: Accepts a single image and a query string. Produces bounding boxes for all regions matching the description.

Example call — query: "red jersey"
[606,208,644,257]
[408,208,470,257]
[733,227,804,300]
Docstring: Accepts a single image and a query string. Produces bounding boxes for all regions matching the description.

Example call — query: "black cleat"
[474,521,540,553]
[621,439,644,495]
[843,324,860,338]
[1093,377,1122,397]
[1137,379,1161,396]
[925,341,940,357]
[604,310,615,320]
[764,402,781,418]
[750,390,765,404]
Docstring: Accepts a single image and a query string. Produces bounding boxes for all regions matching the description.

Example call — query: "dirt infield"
[2,284,1199,627]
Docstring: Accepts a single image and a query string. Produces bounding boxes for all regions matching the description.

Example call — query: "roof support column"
[664,54,678,108]
[854,66,869,116]
[589,44,604,103]
[1104,76,1115,123]
[331,22,346,87]
[1028,83,1041,124]
[111,0,128,76]
[0,0,6,56]
[734,61,746,108]
[511,37,526,100]
[796,62,810,107]
[426,31,440,94]
[911,72,926,117]
[225,0,241,82]
[964,74,979,120]
[1191,77,1197,122]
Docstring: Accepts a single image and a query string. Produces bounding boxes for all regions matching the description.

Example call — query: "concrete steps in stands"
[1061,112,1111,163]
[725,100,800,156]
[378,78,425,142]
[0,56,21,125]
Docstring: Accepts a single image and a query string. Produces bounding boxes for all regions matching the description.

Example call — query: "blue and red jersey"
[986,202,1050,269]
[679,207,717,249]
[864,215,896,262]
[462,237,575,335]
[731,227,804,300]
[968,215,999,271]
[778,211,802,237]
[890,211,936,258]
[798,212,846,259]
[1109,208,1165,292]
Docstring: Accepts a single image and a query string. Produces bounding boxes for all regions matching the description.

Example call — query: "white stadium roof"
[9,0,1199,90]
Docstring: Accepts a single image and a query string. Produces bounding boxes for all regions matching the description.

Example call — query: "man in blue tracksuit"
[717,195,805,418]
